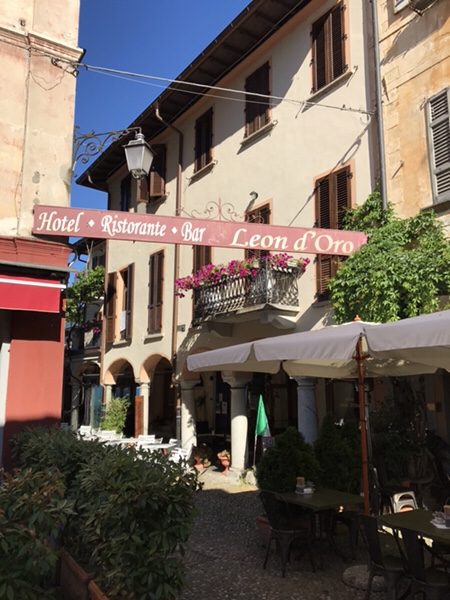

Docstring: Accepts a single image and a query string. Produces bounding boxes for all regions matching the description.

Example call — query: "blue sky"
[73,0,251,211]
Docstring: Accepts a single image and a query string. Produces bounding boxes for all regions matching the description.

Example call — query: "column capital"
[222,371,252,389]
[292,376,316,389]
[179,378,201,391]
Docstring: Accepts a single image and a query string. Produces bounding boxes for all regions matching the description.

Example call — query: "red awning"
[0,274,65,313]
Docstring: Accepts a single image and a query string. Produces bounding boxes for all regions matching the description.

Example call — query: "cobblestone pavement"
[179,468,378,600]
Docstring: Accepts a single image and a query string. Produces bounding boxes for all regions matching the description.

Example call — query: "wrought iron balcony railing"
[193,263,301,324]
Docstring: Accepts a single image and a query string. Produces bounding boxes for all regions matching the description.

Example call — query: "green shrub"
[10,426,108,488]
[314,416,361,494]
[11,427,199,600]
[256,427,319,493]
[0,468,74,599]
[100,396,130,433]
[67,446,198,599]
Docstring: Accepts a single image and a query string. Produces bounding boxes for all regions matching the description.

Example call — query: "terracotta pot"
[60,549,93,600]
[88,579,109,600]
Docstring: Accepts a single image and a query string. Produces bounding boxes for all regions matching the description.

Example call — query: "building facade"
[0,1,82,465]
[77,0,380,468]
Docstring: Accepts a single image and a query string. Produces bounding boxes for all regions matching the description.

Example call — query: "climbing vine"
[329,192,450,323]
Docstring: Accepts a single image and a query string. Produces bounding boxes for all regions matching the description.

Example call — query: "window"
[104,264,134,343]
[193,244,211,273]
[393,0,409,12]
[245,203,271,260]
[427,88,450,204]
[119,265,134,340]
[148,251,164,334]
[149,144,166,198]
[194,110,213,172]
[105,272,117,343]
[120,174,132,212]
[311,3,346,93]
[245,62,270,137]
[315,166,352,300]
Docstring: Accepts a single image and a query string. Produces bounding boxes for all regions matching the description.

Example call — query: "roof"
[77,0,313,191]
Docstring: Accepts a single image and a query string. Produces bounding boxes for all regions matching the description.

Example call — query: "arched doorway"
[80,363,101,428]
[141,356,175,440]
[104,360,136,437]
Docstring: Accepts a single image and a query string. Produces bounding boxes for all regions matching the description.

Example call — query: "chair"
[391,491,418,513]
[259,490,316,577]
[96,430,123,441]
[360,514,409,600]
[77,425,93,439]
[168,438,179,446]
[400,527,450,599]
[137,434,156,443]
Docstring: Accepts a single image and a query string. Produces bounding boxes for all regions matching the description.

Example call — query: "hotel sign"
[33,205,367,256]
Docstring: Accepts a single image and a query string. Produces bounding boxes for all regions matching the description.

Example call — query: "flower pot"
[60,549,93,600]
[88,580,109,600]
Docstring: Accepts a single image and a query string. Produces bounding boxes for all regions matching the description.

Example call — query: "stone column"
[140,382,150,434]
[180,379,200,450]
[104,384,112,408]
[70,382,81,431]
[293,376,318,444]
[222,371,252,471]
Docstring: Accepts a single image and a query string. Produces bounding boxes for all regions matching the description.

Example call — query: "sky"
[72,0,251,211]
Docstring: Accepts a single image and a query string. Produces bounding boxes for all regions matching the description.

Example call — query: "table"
[281,488,364,512]
[380,509,450,547]
[281,489,364,561]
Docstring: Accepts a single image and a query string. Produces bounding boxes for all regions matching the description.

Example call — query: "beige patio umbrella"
[187,319,439,514]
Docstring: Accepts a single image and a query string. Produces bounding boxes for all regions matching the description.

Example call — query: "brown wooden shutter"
[149,145,166,198]
[245,62,270,136]
[193,245,211,272]
[125,263,134,340]
[245,204,271,259]
[148,251,164,334]
[312,3,346,92]
[315,166,351,300]
[312,15,327,92]
[331,4,345,81]
[105,272,117,343]
[194,109,213,172]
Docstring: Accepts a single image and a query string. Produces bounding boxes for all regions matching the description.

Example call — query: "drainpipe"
[154,106,183,441]
[370,0,388,210]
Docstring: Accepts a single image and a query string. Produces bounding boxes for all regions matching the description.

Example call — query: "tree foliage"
[329,191,450,323]
[65,266,105,325]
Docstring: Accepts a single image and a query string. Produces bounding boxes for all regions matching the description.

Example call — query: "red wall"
[2,311,65,467]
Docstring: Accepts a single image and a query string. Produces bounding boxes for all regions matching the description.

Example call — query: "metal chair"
[259,490,316,577]
[400,527,450,599]
[360,514,409,600]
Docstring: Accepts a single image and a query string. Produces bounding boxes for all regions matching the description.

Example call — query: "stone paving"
[179,468,384,600]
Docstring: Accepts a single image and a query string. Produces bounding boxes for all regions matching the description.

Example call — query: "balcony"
[69,321,102,354]
[192,263,301,326]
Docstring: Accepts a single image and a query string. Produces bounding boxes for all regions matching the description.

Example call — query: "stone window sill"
[189,160,217,184]
[240,120,277,149]
[307,69,355,104]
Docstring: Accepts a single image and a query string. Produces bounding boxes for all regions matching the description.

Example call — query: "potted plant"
[99,396,130,434]
[217,449,231,474]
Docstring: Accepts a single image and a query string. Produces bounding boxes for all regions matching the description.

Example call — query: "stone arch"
[103,359,136,437]
[104,358,134,385]
[140,354,175,439]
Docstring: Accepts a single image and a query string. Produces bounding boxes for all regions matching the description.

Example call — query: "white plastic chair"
[137,434,156,443]
[77,425,93,439]
[391,491,418,513]
[96,430,123,441]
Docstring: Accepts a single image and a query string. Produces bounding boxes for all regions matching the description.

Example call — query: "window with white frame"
[427,88,450,204]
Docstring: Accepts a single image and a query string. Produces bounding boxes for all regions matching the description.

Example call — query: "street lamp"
[73,127,154,179]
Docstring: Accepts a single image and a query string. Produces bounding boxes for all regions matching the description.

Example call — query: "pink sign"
[32,205,367,256]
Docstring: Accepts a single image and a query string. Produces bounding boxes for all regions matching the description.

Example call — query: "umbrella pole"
[356,337,370,514]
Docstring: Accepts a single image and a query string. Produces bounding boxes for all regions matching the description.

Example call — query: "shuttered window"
[119,264,134,340]
[245,62,270,137]
[427,88,450,204]
[193,245,211,273]
[148,251,164,334]
[149,145,167,198]
[311,3,346,93]
[245,204,271,260]
[194,110,213,172]
[120,174,132,212]
[105,272,117,343]
[315,166,352,300]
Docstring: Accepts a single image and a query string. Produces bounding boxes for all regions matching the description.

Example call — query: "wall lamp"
[73,126,154,179]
